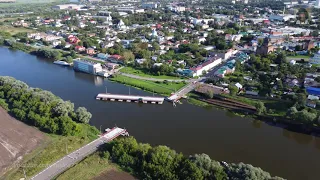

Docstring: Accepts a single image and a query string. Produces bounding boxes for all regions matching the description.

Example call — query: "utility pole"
[105,86,108,94]
[129,87,131,95]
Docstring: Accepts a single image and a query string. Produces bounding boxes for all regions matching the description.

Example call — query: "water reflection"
[282,129,314,145]
[73,71,104,86]
[252,120,262,129]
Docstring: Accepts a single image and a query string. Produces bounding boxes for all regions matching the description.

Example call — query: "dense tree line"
[101,137,283,180]
[33,48,62,60]
[0,76,92,136]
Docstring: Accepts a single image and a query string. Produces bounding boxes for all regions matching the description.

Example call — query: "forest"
[0,76,93,136]
[101,136,283,180]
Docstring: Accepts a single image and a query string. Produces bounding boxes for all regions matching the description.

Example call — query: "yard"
[120,67,186,80]
[110,75,186,96]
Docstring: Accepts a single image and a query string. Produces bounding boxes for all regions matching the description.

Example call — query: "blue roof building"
[307,87,320,96]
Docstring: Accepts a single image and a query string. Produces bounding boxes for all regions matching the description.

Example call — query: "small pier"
[96,93,164,104]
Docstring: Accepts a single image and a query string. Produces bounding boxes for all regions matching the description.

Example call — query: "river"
[0,47,319,180]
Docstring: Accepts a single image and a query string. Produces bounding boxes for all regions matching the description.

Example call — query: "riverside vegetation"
[0,76,283,179]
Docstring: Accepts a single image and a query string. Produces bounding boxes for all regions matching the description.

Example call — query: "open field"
[4,124,98,179]
[0,25,35,35]
[120,67,186,80]
[110,74,186,96]
[56,152,136,180]
[0,0,65,7]
[0,107,45,176]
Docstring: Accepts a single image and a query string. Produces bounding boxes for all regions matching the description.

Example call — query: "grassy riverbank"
[110,74,186,96]
[120,66,185,80]
[4,124,99,179]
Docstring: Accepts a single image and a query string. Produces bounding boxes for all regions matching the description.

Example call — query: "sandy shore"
[0,107,45,176]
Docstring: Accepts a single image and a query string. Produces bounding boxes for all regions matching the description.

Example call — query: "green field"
[110,75,186,96]
[120,67,186,80]
[221,94,293,116]
[4,124,99,179]
[0,25,35,35]
[287,55,311,61]
[55,152,112,180]
[0,0,65,7]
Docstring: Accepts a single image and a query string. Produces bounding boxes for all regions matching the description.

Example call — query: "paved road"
[31,128,127,180]
[167,78,205,101]
[119,72,192,82]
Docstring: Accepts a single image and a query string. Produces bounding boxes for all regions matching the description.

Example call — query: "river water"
[0,47,319,180]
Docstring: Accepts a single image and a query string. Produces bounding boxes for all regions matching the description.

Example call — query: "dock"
[96,93,164,104]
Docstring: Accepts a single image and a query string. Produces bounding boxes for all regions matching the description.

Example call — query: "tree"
[122,51,135,64]
[65,56,73,64]
[76,107,92,123]
[228,85,238,96]
[226,162,272,180]
[206,90,214,99]
[70,50,77,58]
[286,106,298,117]
[190,154,227,180]
[255,102,267,115]
[315,76,320,83]
[293,110,317,124]
[295,93,306,108]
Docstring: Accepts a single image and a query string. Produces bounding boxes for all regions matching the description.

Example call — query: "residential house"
[86,48,95,55]
[75,45,86,52]
[108,54,124,64]
[97,53,109,60]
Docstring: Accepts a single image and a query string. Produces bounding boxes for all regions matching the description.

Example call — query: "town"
[1,0,320,180]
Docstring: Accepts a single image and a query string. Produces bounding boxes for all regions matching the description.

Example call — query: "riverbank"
[187,93,320,135]
[109,74,186,96]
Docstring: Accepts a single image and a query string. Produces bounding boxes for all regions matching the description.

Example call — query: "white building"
[117,19,127,30]
[142,2,158,9]
[190,56,222,77]
[316,0,320,7]
[52,4,84,10]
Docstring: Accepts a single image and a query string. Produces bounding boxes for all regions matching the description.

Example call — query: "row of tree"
[0,76,92,136]
[101,136,283,180]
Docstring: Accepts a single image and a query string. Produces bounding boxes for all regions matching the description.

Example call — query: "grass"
[120,67,186,80]
[187,93,212,107]
[221,94,293,116]
[110,75,186,96]
[4,124,99,180]
[0,0,65,7]
[0,25,35,35]
[55,152,112,180]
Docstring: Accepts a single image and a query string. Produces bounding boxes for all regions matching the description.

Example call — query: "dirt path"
[0,108,45,176]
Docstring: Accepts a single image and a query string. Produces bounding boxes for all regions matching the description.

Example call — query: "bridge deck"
[31,127,127,180]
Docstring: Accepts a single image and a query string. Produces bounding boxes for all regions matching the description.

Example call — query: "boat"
[53,60,71,66]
